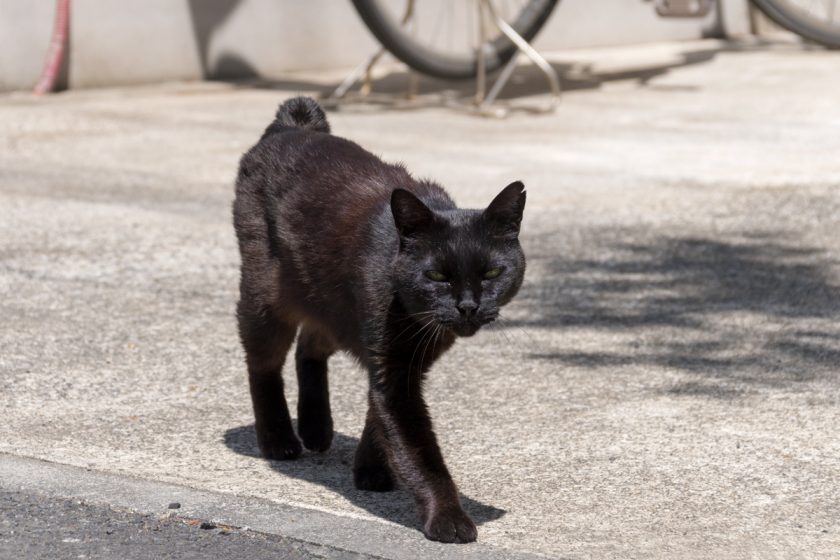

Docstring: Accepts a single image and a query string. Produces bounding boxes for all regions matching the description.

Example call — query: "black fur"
[233,97,526,543]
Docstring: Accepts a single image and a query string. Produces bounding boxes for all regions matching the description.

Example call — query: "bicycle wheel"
[351,0,559,80]
[752,0,840,48]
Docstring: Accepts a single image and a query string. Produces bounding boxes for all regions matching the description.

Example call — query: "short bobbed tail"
[270,96,330,134]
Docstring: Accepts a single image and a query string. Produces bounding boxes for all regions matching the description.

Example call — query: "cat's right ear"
[391,189,434,238]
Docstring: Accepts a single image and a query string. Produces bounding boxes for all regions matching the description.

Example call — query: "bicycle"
[328,0,564,115]
[327,0,840,115]
[351,0,840,82]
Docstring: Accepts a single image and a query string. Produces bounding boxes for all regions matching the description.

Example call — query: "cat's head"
[391,182,526,337]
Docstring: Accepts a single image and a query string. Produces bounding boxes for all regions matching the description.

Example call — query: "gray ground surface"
[0,453,531,560]
[0,490,364,560]
[1,40,839,559]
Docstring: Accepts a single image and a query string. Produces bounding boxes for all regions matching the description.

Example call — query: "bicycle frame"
[329,0,720,117]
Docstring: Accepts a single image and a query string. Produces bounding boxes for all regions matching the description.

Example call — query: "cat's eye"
[425,270,448,282]
[484,267,503,280]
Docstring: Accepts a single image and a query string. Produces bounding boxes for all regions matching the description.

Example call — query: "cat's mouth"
[435,311,497,337]
[442,316,496,337]
[450,322,481,337]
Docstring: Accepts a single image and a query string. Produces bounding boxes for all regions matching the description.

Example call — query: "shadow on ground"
[227,51,716,109]
[210,40,802,113]
[222,424,505,532]
[507,230,840,395]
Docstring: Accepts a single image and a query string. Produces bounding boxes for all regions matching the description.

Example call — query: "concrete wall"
[1,0,751,92]
[0,1,58,91]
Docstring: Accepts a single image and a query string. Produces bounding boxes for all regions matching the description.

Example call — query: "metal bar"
[484,51,520,105]
[328,49,386,100]
[361,49,387,96]
[328,0,416,101]
[484,0,561,101]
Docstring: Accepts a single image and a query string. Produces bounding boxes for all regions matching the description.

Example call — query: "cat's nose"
[457,301,478,318]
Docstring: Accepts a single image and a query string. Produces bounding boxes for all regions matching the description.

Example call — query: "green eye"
[484,267,503,280]
[425,270,448,282]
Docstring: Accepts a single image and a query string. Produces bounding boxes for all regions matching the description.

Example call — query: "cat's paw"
[353,465,395,492]
[257,431,303,461]
[298,415,333,453]
[423,507,477,544]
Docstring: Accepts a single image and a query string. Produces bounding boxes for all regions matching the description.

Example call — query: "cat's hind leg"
[238,302,301,460]
[295,325,335,452]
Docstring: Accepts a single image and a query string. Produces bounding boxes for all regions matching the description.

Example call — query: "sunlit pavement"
[2,40,839,559]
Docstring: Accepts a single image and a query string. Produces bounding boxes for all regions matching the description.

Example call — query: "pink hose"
[34,0,71,95]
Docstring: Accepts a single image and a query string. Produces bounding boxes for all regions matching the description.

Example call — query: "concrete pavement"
[1,40,839,558]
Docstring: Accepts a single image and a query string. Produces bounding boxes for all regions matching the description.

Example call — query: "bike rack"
[323,0,561,117]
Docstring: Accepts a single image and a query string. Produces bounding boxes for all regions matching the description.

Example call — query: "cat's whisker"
[406,317,439,377]
[493,315,540,353]
[418,323,442,383]
[401,316,439,345]
[391,312,435,343]
[405,310,436,318]
[495,314,531,338]
[412,319,442,373]
[495,322,517,346]
[406,333,426,396]
[406,320,438,396]
[485,321,514,349]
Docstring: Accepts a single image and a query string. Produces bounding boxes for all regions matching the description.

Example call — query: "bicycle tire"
[351,0,559,80]
[752,0,840,48]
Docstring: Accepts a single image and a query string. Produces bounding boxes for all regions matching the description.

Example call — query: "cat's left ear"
[483,181,526,239]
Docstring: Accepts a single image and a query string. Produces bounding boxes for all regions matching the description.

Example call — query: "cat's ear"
[483,181,526,239]
[391,189,434,238]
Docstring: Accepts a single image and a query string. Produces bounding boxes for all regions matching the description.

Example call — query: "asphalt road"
[0,490,369,560]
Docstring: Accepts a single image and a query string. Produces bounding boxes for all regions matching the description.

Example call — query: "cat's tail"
[270,96,330,134]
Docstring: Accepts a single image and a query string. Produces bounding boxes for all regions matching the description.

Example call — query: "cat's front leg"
[353,408,396,492]
[367,387,477,543]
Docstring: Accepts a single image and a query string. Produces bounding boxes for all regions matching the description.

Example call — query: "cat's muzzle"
[450,322,481,337]
[449,315,496,337]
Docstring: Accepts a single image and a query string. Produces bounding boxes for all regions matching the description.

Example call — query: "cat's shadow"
[223,424,505,531]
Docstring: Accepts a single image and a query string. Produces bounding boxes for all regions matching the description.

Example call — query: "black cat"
[233,97,526,543]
